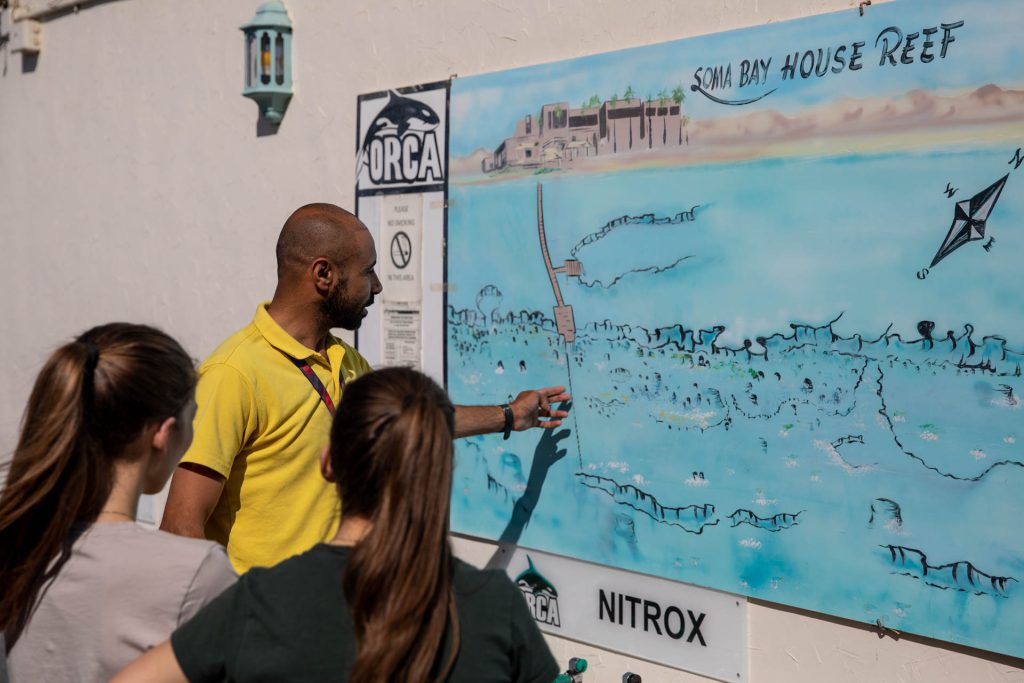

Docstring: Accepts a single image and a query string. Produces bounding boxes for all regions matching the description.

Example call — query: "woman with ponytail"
[1,323,237,682]
[117,367,558,683]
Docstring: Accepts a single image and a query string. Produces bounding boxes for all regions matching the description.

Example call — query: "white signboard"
[380,193,423,304]
[382,307,422,369]
[503,547,747,682]
[354,81,448,384]
[356,81,448,197]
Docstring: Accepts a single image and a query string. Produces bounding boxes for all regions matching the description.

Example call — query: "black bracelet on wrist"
[500,403,514,440]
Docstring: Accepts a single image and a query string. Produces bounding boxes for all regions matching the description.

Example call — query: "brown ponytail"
[330,367,460,683]
[0,323,195,646]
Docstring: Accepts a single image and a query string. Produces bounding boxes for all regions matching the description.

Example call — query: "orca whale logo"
[515,556,561,627]
[358,90,443,186]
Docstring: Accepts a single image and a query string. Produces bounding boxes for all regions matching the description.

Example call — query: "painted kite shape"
[930,174,1009,268]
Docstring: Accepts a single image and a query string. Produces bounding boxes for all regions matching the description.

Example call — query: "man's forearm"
[159,464,225,540]
[452,386,570,438]
[453,404,505,438]
[158,515,207,539]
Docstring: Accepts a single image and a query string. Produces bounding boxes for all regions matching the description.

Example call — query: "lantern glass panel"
[275,34,284,85]
[245,34,255,87]
[260,32,271,85]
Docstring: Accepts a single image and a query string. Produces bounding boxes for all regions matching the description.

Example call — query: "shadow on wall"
[20,52,37,73]
[257,116,281,137]
[486,401,573,571]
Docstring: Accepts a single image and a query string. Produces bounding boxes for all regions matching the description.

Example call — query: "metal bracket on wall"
[874,619,901,640]
[4,0,128,60]
[9,12,40,53]
[11,0,123,22]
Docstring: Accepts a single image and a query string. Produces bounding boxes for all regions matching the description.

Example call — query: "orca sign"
[356,81,448,196]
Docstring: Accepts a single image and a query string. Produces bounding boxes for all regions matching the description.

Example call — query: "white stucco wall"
[1,0,1022,680]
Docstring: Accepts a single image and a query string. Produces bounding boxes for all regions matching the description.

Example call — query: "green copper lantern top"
[240,1,292,32]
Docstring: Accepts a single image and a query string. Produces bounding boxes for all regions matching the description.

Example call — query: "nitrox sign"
[598,589,706,645]
[356,82,448,196]
[499,546,747,681]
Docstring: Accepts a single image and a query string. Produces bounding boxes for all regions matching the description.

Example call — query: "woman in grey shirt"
[0,323,236,682]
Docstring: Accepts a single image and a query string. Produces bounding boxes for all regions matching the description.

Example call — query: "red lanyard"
[288,357,337,415]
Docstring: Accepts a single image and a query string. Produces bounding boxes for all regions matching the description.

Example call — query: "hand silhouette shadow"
[532,415,572,470]
[485,401,572,571]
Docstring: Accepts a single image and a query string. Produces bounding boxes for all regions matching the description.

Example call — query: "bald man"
[161,204,568,572]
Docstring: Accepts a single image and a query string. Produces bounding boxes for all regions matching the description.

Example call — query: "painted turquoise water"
[447,148,1024,657]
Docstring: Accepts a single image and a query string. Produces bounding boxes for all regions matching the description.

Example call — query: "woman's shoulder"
[449,559,561,682]
[81,523,227,566]
[77,524,236,602]
[452,558,521,603]
[202,545,344,629]
[234,544,345,599]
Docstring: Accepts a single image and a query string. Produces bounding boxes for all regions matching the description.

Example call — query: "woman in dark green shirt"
[115,367,559,683]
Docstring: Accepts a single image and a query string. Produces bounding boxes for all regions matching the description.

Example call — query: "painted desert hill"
[689,84,1024,144]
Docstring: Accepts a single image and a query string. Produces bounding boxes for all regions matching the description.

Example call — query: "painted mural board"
[445,0,1024,657]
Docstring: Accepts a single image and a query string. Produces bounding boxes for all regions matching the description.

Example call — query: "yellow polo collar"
[252,302,345,368]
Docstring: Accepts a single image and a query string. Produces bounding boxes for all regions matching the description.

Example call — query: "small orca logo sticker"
[516,556,562,627]
[358,90,444,186]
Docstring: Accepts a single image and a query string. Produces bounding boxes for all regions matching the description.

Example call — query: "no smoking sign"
[390,231,413,269]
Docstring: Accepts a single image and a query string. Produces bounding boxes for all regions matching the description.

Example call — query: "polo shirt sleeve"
[504,578,560,683]
[182,363,258,478]
[340,341,374,381]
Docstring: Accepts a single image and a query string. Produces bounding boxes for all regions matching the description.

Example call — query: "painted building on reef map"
[483,95,687,172]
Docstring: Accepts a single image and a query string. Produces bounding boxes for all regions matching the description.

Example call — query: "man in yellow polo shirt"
[161,203,569,572]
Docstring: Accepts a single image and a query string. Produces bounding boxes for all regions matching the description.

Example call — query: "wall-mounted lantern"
[241,1,293,124]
